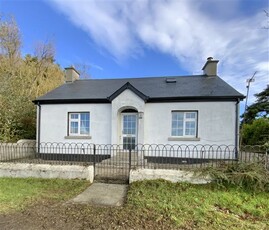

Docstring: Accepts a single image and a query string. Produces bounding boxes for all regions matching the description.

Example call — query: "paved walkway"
[69,183,128,206]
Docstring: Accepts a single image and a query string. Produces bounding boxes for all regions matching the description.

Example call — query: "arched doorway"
[121,108,138,150]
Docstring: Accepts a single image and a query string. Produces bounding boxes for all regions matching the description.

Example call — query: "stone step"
[95,151,147,168]
[100,157,144,163]
[97,161,144,167]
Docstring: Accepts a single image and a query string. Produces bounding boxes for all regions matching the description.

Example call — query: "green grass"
[1,178,268,229]
[0,177,90,213]
[127,180,269,230]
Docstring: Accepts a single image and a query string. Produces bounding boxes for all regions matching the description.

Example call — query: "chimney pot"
[64,66,80,83]
[202,57,219,76]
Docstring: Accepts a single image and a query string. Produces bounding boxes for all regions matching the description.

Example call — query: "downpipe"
[37,102,41,155]
[235,99,240,160]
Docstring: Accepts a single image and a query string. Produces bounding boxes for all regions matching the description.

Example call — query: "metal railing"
[0,142,268,169]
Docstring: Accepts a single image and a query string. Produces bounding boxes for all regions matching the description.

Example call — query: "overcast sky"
[1,0,268,112]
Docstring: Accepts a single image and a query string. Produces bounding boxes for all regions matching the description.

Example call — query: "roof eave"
[33,95,245,105]
[32,98,110,105]
[147,95,245,103]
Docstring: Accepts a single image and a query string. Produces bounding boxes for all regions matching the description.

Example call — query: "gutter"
[37,102,41,154]
[235,99,240,160]
[33,95,245,105]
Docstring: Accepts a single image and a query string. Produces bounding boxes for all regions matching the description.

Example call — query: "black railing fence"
[0,142,268,170]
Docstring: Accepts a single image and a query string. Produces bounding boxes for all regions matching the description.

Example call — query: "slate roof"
[33,75,245,104]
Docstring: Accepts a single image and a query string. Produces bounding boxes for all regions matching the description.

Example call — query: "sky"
[0,0,268,113]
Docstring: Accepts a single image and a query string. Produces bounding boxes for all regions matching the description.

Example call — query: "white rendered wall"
[0,163,94,182]
[129,169,211,184]
[39,104,111,144]
[38,100,237,146]
[144,101,237,146]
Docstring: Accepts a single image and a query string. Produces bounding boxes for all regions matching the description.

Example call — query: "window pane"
[81,113,89,121]
[70,121,78,134]
[130,126,135,134]
[172,112,183,121]
[186,112,196,119]
[123,137,136,150]
[71,113,79,119]
[185,128,195,136]
[171,112,184,136]
[80,113,90,135]
[80,121,89,135]
[123,115,136,135]
[185,121,195,136]
[172,128,183,136]
[171,120,176,128]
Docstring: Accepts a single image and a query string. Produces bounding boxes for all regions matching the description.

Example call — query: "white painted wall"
[129,169,211,184]
[39,104,111,144]
[38,99,237,147]
[144,101,236,146]
[0,163,94,182]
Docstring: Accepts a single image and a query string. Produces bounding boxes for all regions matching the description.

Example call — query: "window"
[171,111,197,137]
[68,112,90,136]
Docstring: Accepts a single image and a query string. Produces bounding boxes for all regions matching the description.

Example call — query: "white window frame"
[171,111,197,137]
[68,112,90,136]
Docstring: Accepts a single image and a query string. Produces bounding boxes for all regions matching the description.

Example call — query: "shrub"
[241,118,269,145]
[197,162,269,192]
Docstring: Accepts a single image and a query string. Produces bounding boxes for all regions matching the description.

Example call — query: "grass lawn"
[0,177,90,213]
[0,178,268,229]
[128,180,269,230]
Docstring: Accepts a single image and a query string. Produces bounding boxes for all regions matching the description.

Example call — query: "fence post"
[93,144,96,173]
[129,147,132,174]
[235,147,239,161]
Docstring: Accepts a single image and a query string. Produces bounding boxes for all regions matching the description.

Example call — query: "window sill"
[168,137,200,141]
[64,136,92,140]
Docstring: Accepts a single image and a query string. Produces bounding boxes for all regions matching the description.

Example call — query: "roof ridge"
[77,75,206,81]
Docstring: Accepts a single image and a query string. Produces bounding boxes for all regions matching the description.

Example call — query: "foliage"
[241,85,269,124]
[0,177,89,213]
[128,180,269,229]
[197,162,269,192]
[0,15,64,142]
[241,118,269,145]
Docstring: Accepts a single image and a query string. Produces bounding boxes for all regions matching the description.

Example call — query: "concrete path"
[69,183,128,206]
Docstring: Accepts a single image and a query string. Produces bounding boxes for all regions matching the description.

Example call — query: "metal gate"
[93,145,143,183]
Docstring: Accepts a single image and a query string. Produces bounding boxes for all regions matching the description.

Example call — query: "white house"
[33,57,244,152]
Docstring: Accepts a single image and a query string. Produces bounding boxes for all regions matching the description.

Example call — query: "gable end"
[108,82,149,102]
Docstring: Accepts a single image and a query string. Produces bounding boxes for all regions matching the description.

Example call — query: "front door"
[122,113,137,150]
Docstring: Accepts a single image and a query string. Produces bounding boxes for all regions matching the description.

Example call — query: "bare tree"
[0,15,21,64]
[74,63,91,79]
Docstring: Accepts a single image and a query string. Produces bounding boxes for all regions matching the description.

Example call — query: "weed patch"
[128,180,269,229]
[197,162,269,192]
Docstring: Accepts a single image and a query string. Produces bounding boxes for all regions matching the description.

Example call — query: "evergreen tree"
[241,85,269,124]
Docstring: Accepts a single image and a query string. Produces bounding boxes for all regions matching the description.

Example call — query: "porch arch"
[111,89,145,145]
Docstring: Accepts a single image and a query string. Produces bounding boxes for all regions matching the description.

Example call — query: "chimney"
[65,66,80,83]
[202,57,219,76]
